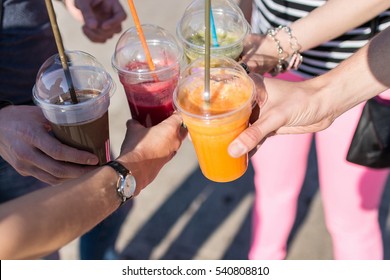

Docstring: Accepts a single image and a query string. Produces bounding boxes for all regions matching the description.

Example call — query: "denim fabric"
[80,200,133,260]
[0,157,48,203]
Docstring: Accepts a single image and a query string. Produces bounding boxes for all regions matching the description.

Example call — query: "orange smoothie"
[175,68,254,182]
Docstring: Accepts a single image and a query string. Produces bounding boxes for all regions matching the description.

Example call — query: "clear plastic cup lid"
[32,50,114,124]
[176,0,250,50]
[174,55,256,120]
[112,24,183,76]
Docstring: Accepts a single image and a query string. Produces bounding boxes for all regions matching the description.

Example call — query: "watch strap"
[105,160,129,177]
[104,160,132,205]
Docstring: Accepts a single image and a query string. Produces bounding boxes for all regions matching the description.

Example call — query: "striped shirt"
[251,0,390,78]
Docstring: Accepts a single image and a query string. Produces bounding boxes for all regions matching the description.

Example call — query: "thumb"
[228,113,284,158]
[161,113,188,141]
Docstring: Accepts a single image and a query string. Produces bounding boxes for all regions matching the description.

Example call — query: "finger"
[32,132,99,165]
[100,3,127,30]
[242,54,278,74]
[14,147,97,185]
[75,1,99,29]
[25,150,98,180]
[162,113,183,130]
[104,25,122,35]
[228,114,285,158]
[179,122,188,141]
[85,21,122,34]
[144,114,186,156]
[163,113,188,141]
[18,165,64,186]
[28,163,96,185]
[82,26,109,42]
[83,24,121,42]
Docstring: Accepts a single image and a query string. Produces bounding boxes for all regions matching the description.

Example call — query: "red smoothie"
[119,62,179,127]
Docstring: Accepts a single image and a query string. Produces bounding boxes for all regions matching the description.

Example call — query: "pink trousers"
[249,72,390,259]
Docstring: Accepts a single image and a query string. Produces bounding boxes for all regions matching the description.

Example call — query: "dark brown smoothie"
[50,89,110,165]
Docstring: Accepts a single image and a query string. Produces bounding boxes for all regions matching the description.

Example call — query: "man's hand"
[0,106,99,185]
[65,0,127,43]
[117,113,187,196]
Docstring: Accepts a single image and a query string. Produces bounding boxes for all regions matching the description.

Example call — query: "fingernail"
[87,158,98,165]
[240,62,250,74]
[228,141,247,158]
[179,123,188,140]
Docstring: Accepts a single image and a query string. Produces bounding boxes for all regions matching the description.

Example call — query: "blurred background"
[53,0,390,260]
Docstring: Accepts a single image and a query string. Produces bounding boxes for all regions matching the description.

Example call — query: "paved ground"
[54,0,390,260]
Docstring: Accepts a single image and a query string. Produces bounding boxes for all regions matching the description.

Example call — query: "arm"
[0,114,186,259]
[287,0,390,53]
[228,26,390,158]
[241,0,390,72]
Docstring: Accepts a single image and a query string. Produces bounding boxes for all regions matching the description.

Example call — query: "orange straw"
[127,0,157,76]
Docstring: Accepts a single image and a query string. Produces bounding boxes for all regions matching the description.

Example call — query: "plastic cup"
[33,50,115,165]
[112,24,183,127]
[176,0,250,63]
[174,56,255,182]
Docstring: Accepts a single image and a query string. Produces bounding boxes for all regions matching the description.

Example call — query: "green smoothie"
[184,30,243,62]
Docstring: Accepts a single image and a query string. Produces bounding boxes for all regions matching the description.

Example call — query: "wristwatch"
[105,161,136,204]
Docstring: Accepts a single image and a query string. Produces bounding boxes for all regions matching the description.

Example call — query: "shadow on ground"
[121,162,255,260]
[120,142,390,260]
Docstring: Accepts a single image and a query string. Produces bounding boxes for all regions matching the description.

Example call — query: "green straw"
[204,0,211,104]
[45,0,78,104]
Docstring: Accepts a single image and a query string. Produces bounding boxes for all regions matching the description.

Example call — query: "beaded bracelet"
[266,25,303,76]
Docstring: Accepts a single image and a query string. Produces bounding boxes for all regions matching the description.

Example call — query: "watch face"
[122,175,136,198]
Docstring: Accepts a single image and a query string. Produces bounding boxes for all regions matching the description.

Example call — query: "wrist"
[263,35,282,57]
[266,26,303,76]
[115,156,148,197]
[102,165,124,207]
[306,77,340,125]
[104,160,136,206]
